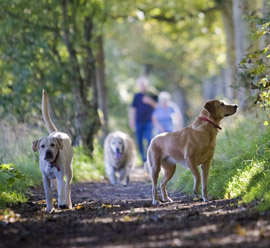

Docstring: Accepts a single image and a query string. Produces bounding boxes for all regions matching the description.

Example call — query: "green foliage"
[0,0,105,143]
[0,163,26,187]
[171,111,270,211]
[0,121,42,208]
[73,140,106,182]
[0,163,29,209]
[239,14,270,125]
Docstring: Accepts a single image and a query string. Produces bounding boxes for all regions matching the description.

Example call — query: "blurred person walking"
[152,91,183,134]
[129,76,157,162]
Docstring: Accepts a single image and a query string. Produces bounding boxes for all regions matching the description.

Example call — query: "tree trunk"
[96,35,108,143]
[233,0,255,109]
[219,0,237,101]
[61,0,100,154]
[82,16,101,153]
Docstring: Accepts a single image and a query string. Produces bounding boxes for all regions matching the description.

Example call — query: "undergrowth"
[171,111,270,211]
[73,140,105,182]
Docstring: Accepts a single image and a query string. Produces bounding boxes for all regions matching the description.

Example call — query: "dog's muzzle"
[116,148,122,160]
[44,150,54,160]
[224,105,238,117]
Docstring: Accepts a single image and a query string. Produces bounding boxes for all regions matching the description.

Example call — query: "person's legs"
[144,122,153,148]
[135,122,145,162]
[139,122,153,162]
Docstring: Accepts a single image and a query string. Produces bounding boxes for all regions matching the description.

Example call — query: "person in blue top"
[129,76,157,162]
[152,91,183,134]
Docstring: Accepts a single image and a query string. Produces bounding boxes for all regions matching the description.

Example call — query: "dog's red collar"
[49,150,61,171]
[200,116,222,130]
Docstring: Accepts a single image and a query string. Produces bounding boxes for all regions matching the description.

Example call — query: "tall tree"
[233,0,256,108]
[217,0,237,100]
[0,0,104,153]
[96,35,108,142]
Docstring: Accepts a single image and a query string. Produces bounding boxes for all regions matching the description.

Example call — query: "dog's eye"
[51,144,55,147]
[119,142,122,145]
[41,145,45,148]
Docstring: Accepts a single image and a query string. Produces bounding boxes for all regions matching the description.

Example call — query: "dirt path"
[1,167,270,248]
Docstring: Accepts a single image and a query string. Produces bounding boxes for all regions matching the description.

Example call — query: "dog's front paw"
[58,204,68,209]
[202,195,210,202]
[152,199,160,205]
[46,207,55,213]
[161,197,173,203]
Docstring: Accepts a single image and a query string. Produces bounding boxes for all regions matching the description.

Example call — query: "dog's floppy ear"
[55,138,63,150]
[204,100,216,117]
[32,139,41,152]
[121,137,125,152]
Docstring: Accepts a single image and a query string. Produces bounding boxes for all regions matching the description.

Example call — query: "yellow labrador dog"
[104,131,136,186]
[32,90,73,212]
[146,100,237,205]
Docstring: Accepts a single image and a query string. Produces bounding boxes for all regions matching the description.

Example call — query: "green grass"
[0,125,42,208]
[73,140,105,182]
[171,111,270,211]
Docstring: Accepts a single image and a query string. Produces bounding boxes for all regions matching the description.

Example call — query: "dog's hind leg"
[148,151,161,205]
[65,164,73,209]
[160,161,176,202]
[51,179,57,191]
[151,167,160,205]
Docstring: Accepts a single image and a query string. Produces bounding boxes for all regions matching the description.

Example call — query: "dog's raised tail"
[42,89,57,134]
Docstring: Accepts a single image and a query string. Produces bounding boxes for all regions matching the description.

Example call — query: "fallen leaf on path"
[101,204,113,208]
[0,209,21,224]
[123,215,131,222]
[235,223,246,236]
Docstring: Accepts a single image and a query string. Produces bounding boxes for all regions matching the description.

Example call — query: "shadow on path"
[1,167,270,248]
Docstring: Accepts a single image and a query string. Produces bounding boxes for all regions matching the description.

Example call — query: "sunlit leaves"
[0,163,26,187]
[239,11,270,125]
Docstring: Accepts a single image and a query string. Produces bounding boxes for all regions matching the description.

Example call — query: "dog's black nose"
[234,105,238,110]
[45,150,53,159]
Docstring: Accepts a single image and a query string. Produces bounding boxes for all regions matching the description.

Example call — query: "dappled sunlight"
[226,160,265,198]
[2,168,270,248]
[0,209,21,224]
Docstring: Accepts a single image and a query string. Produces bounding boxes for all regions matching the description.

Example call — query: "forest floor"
[1,167,270,248]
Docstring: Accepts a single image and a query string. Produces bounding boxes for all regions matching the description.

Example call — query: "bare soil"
[1,167,270,248]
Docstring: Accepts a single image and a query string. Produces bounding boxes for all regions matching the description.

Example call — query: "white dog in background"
[104,131,136,186]
[32,90,73,212]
